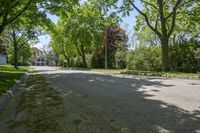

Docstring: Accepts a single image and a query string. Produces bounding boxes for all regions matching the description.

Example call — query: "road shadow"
[42,72,200,133]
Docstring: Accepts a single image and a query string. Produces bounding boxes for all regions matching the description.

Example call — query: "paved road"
[0,66,200,133]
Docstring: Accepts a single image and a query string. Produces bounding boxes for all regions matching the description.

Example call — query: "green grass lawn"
[0,65,29,96]
[91,68,123,73]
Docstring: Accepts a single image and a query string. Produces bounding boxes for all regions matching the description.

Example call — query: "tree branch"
[10,1,21,10]
[74,41,83,57]
[4,0,32,26]
[167,0,183,38]
[61,40,69,59]
[140,0,159,11]
[128,0,162,37]
[162,0,167,6]
[165,0,189,21]
[177,0,190,8]
[155,14,159,31]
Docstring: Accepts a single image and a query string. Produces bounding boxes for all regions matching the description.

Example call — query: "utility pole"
[104,26,108,69]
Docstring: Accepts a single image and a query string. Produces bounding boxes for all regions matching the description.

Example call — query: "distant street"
[0,66,200,133]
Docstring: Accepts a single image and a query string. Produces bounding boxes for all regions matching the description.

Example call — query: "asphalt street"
[0,66,200,133]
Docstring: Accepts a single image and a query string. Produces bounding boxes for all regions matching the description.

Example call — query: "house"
[35,56,47,66]
[31,47,57,66]
[32,47,47,66]
[0,38,7,65]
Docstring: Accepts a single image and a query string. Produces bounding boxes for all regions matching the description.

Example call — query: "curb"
[121,72,200,80]
[0,73,29,112]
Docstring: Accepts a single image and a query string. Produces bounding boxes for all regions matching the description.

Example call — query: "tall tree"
[7,41,32,66]
[4,22,39,69]
[50,22,77,67]
[121,0,197,70]
[58,3,106,68]
[105,25,128,68]
[50,0,122,68]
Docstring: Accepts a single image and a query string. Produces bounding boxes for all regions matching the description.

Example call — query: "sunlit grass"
[91,68,124,73]
[0,65,29,95]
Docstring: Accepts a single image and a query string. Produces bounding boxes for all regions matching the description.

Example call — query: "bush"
[126,51,136,70]
[115,50,127,69]
[91,49,126,69]
[91,50,105,68]
[126,45,162,71]
[74,56,83,67]
[169,39,200,73]
[86,54,92,68]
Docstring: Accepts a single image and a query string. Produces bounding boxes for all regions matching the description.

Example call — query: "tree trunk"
[67,58,70,67]
[172,34,176,45]
[161,37,170,71]
[82,54,87,68]
[104,26,108,69]
[74,42,87,68]
[0,26,4,36]
[14,42,18,69]
[62,53,70,67]
[80,44,87,68]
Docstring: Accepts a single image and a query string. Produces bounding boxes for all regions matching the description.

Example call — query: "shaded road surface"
[0,66,200,133]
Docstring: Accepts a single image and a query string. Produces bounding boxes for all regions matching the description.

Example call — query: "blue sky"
[35,0,142,49]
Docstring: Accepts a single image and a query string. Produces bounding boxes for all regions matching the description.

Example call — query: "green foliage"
[126,45,162,71]
[50,1,125,68]
[0,0,78,35]
[119,0,199,71]
[0,0,32,35]
[115,50,127,69]
[134,26,160,46]
[74,56,83,67]
[1,0,198,74]
[91,25,128,69]
[174,0,200,39]
[8,42,32,66]
[91,49,105,68]
[91,25,128,68]
[169,39,200,73]
[50,1,108,68]
[126,50,136,70]
[4,15,40,68]
[86,54,92,68]
[125,39,200,73]
[50,20,77,67]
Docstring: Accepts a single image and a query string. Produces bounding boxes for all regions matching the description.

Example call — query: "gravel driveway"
[0,66,200,133]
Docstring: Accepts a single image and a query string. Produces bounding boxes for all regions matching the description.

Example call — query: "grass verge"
[0,65,28,96]
[61,66,200,78]
[122,70,200,77]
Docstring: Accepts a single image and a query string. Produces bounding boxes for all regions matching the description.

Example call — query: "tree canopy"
[1,0,199,72]
[120,0,199,70]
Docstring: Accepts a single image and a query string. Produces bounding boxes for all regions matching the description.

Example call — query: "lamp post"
[104,26,108,69]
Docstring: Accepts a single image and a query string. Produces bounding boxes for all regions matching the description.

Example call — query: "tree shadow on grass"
[44,72,200,133]
[0,72,24,95]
